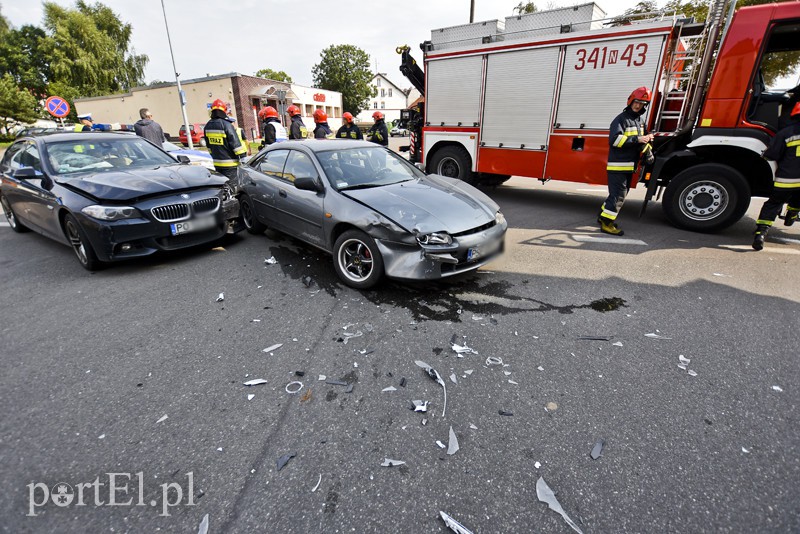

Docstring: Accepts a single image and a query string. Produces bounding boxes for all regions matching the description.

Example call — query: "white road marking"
[572,234,648,246]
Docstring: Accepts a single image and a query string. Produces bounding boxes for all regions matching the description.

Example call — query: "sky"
[3,0,646,90]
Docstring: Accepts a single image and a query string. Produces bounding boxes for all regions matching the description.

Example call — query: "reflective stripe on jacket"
[337,123,363,140]
[204,117,247,168]
[607,107,645,172]
[764,123,800,187]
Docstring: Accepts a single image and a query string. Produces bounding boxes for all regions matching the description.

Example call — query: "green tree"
[255,68,293,83]
[0,25,51,99]
[312,44,376,116]
[513,2,538,15]
[0,73,38,133]
[0,3,9,36]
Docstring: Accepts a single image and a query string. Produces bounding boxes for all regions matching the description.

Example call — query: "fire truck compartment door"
[555,34,667,129]
[426,56,483,127]
[481,47,560,149]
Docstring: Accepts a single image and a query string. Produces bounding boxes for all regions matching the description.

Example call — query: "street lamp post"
[160,0,193,149]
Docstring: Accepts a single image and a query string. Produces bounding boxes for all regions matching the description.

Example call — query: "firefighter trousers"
[214,166,241,194]
[600,172,633,222]
[756,187,800,226]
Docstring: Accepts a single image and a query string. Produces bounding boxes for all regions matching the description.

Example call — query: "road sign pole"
[161,0,194,150]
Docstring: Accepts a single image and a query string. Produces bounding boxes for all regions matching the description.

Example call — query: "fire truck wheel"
[663,164,750,232]
[428,146,479,185]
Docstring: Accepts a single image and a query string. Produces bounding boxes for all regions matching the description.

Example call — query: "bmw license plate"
[170,216,216,236]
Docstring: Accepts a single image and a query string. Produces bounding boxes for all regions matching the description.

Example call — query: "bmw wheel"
[64,213,103,271]
[333,229,385,289]
[1,196,29,233]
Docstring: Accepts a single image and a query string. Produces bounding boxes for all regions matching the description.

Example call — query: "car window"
[282,151,318,183]
[255,149,289,179]
[19,145,43,172]
[7,142,33,172]
[0,142,25,173]
[45,137,177,175]
[317,146,425,190]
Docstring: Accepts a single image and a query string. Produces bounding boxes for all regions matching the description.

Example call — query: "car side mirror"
[177,155,190,164]
[13,167,37,180]
[294,176,322,193]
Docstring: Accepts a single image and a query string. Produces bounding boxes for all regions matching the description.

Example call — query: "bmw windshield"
[316,147,426,191]
[45,137,178,175]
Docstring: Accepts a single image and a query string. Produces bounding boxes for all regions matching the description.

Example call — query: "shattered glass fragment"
[318,375,326,381]
[215,293,224,302]
[536,477,584,534]
[452,343,478,355]
[677,364,687,370]
[264,256,278,265]
[247,394,255,401]
[450,373,458,384]
[262,343,283,353]
[742,447,750,454]
[612,341,623,347]
[439,511,474,534]
[464,370,473,376]
[537,366,544,371]
[243,379,268,386]
[679,355,691,365]
[311,474,322,492]
[198,513,209,534]
[359,348,375,355]
[381,458,405,467]
[645,333,671,339]
[436,441,446,449]
[687,370,698,377]
[415,360,447,417]
[499,410,513,416]
[772,385,783,392]
[591,439,604,460]
[422,418,428,426]
[447,426,460,455]
[534,461,541,469]
[276,452,296,471]
[382,386,397,392]
[508,380,519,385]
[411,400,429,413]
[469,423,478,430]
[156,414,168,424]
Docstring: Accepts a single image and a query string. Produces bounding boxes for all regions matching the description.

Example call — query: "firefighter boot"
[784,207,799,227]
[752,225,769,251]
[599,219,624,236]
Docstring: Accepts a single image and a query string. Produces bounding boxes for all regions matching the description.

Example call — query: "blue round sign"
[45,96,70,118]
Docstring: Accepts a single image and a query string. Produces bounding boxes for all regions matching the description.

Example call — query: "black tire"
[1,195,29,233]
[63,213,103,271]
[333,229,385,289]
[428,145,479,185]
[662,164,751,232]
[479,173,512,187]
[239,194,267,235]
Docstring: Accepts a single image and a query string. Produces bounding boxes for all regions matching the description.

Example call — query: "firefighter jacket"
[204,116,247,169]
[289,115,308,140]
[337,123,363,140]
[607,107,647,173]
[262,118,288,146]
[763,119,800,188]
[313,122,334,139]
[367,119,388,146]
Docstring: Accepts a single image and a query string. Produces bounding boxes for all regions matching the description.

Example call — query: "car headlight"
[495,211,506,225]
[417,232,453,245]
[81,205,139,221]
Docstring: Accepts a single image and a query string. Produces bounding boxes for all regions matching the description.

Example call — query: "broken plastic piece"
[742,447,750,454]
[534,461,541,469]
[577,336,612,341]
[285,381,303,394]
[447,426,459,455]
[415,360,447,417]
[264,256,278,265]
[215,293,224,302]
[276,452,296,471]
[469,423,477,430]
[439,511,474,534]
[318,375,326,381]
[422,418,428,425]
[450,373,458,384]
[359,347,375,355]
[679,355,691,365]
[464,370,473,376]
[295,371,305,377]
[772,385,783,392]
[341,331,363,344]
[156,414,168,424]
[311,474,322,492]
[262,343,283,353]
[198,513,209,534]
[591,439,604,460]
[345,384,354,393]
[452,343,478,355]
[382,386,397,392]
[645,333,671,339]
[536,477,584,534]
[687,370,698,377]
[537,366,544,371]
[399,377,407,387]
[411,400,429,413]
[243,379,268,386]
[485,356,503,366]
[247,394,255,401]
[381,458,405,467]
[677,364,687,370]
[508,380,519,385]
[436,441,446,449]
[499,410,513,416]
[503,371,512,376]
[612,341,623,347]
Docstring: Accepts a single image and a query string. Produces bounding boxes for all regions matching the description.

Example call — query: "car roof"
[17,132,139,144]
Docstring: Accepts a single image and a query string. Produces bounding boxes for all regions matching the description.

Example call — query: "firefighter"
[286,105,308,140]
[598,87,655,235]
[752,101,800,250]
[337,112,363,140]
[259,106,287,148]
[204,99,248,181]
[312,108,334,139]
[367,111,389,146]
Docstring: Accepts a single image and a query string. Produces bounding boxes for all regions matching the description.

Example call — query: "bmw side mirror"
[177,155,191,164]
[13,167,37,180]
[294,176,322,193]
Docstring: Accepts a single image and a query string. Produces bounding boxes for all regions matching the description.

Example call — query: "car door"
[0,142,27,220]
[274,150,326,247]
[245,149,290,230]
[14,143,63,239]
[0,141,55,234]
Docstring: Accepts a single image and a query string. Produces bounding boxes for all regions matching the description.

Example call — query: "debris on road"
[312,474,322,492]
[264,256,278,265]
[326,379,348,386]
[436,441,446,449]
[485,356,503,366]
[508,380,519,385]
[276,452,296,471]
[244,379,268,386]
[411,400,429,413]
[198,513,209,534]
[381,458,406,467]
[534,461,541,469]
[537,366,544,371]
[382,386,397,392]
[318,375,327,381]
[687,370,698,377]
[450,373,458,384]
[341,331,364,344]
[415,360,447,417]
[679,355,691,365]
[439,511,474,534]
[247,394,255,401]
[546,402,559,412]
[499,410,514,416]
[285,381,303,394]
[469,424,477,430]
[447,426,460,455]
[742,447,750,454]
[262,343,283,353]
[452,343,478,356]
[612,341,624,347]
[215,293,224,302]
[645,332,671,340]
[577,336,612,341]
[591,439,604,460]
[772,385,784,392]
[300,389,312,402]
[156,414,168,424]
[536,477,584,534]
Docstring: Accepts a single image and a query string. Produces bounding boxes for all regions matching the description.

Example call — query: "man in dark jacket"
[258,106,287,148]
[752,102,800,250]
[337,112,363,140]
[133,108,165,146]
[203,99,247,181]
[367,111,388,146]
[312,109,334,139]
[598,87,654,236]
[286,105,308,140]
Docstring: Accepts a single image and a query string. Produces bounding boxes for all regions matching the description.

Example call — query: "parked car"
[390,127,409,137]
[163,140,214,170]
[179,123,206,147]
[0,132,239,270]
[236,140,507,289]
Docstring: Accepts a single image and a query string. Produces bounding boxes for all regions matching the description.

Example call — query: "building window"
[380,102,385,109]
[326,106,333,118]
[376,78,381,87]
[333,107,340,118]
[381,89,385,97]
[305,104,313,116]
[374,102,378,109]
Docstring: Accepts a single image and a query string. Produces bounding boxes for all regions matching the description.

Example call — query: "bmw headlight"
[495,211,506,225]
[81,205,139,221]
[417,232,453,245]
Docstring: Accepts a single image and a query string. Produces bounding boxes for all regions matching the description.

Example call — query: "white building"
[356,73,415,125]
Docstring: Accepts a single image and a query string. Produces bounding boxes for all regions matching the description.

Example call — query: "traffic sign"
[45,96,70,118]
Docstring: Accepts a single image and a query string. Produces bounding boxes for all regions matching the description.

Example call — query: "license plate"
[467,238,501,262]
[170,216,216,236]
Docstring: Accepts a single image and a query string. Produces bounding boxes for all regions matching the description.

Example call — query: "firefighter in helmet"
[367,111,389,146]
[337,112,363,140]
[598,86,655,235]
[286,105,308,140]
[259,106,287,148]
[204,99,248,181]
[312,108,334,139]
[752,101,800,250]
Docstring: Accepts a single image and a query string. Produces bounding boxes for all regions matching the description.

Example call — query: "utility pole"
[470,0,475,23]
[161,0,193,149]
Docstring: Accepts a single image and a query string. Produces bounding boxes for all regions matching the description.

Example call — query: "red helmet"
[259,106,278,119]
[211,99,227,112]
[287,104,301,117]
[313,108,328,123]
[792,102,800,117]
[627,87,652,107]
[342,112,354,123]
[372,111,384,120]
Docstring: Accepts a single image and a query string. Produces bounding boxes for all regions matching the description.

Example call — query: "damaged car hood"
[58,165,226,201]
[342,175,498,234]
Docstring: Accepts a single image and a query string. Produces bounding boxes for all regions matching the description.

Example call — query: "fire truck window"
[748,22,800,130]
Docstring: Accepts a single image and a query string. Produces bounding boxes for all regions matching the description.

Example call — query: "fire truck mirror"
[572,138,585,152]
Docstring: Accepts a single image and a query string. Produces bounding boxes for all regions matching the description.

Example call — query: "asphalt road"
[0,168,798,533]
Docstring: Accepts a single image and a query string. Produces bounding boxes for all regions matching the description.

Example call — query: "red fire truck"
[398,0,800,232]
